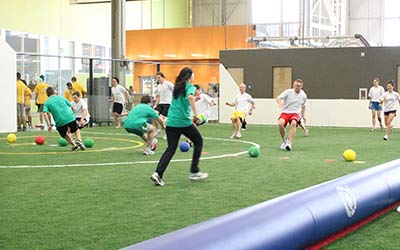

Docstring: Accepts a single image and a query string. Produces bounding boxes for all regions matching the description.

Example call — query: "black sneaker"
[241,120,247,130]
[76,140,86,150]
[71,145,79,151]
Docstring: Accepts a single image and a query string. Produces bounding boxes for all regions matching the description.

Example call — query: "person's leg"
[235,117,242,137]
[182,125,203,174]
[155,127,181,178]
[287,120,298,145]
[384,113,395,139]
[39,112,44,124]
[57,125,76,147]
[371,110,376,130]
[278,118,286,141]
[377,110,383,129]
[146,125,157,148]
[25,108,32,128]
[231,117,237,138]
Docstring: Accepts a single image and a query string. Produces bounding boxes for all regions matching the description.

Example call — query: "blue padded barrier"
[123,159,400,250]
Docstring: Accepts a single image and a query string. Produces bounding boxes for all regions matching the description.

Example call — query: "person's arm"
[225,101,235,107]
[153,95,160,109]
[156,117,166,128]
[189,94,201,125]
[301,105,306,123]
[124,91,129,104]
[249,102,255,115]
[276,97,284,108]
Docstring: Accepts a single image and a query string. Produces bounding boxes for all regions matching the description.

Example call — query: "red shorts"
[278,113,301,127]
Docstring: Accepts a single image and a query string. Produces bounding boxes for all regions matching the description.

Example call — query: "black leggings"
[156,124,203,178]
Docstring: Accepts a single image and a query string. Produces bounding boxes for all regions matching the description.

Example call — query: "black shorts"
[112,103,123,114]
[155,104,170,117]
[37,104,44,112]
[57,120,79,138]
[384,110,396,116]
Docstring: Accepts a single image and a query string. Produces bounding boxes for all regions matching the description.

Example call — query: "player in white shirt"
[380,81,400,141]
[276,79,307,151]
[225,83,255,138]
[110,77,129,128]
[153,72,174,138]
[368,77,385,131]
[194,84,216,122]
[71,91,90,129]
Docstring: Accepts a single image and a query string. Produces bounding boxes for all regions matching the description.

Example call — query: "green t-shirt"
[124,103,159,129]
[166,83,196,127]
[43,95,75,127]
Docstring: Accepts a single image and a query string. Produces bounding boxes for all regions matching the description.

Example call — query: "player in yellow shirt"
[34,75,50,127]
[16,72,27,131]
[63,82,73,102]
[71,76,86,98]
[24,81,33,129]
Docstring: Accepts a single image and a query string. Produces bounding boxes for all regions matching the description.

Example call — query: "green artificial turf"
[0,124,399,249]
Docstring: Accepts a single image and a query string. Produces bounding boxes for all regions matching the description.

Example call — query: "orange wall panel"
[127,25,253,93]
[126,25,253,60]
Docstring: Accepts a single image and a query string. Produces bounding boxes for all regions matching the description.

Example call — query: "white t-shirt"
[233,92,255,113]
[112,85,127,104]
[196,93,213,118]
[368,86,385,102]
[155,81,174,104]
[278,89,307,114]
[71,99,90,120]
[381,91,400,112]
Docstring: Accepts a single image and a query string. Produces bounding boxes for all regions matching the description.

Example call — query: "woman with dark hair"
[150,67,208,186]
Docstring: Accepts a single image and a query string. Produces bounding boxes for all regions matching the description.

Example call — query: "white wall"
[219,64,400,128]
[0,39,17,133]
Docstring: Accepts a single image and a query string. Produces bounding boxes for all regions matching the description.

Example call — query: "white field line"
[0,133,260,169]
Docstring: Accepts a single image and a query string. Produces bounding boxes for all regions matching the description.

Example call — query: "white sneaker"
[150,172,164,186]
[150,139,158,151]
[304,128,309,137]
[383,135,388,141]
[189,172,209,181]
[235,133,242,138]
[280,138,288,150]
[370,127,376,132]
[230,134,236,139]
[285,143,292,151]
[143,148,155,155]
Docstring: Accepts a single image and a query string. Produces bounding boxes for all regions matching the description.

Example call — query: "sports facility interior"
[1,1,399,249]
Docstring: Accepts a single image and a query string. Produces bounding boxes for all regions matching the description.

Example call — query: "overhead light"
[138,54,151,58]
[191,53,204,57]
[164,54,178,58]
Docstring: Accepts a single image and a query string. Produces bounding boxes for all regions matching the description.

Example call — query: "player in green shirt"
[124,95,165,155]
[150,67,208,186]
[43,87,85,151]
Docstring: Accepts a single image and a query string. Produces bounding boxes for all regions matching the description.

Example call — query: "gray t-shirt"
[278,89,307,114]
